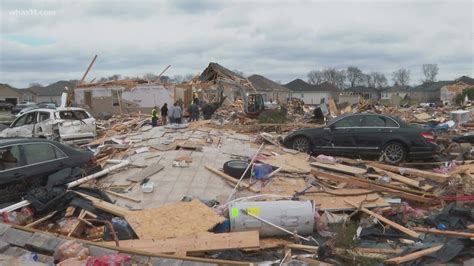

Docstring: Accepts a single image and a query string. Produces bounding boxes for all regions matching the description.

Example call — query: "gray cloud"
[0,0,472,87]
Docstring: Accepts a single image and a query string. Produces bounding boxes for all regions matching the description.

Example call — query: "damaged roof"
[247,74,291,92]
[285,79,339,92]
[410,81,452,92]
[199,62,245,82]
[454,75,474,85]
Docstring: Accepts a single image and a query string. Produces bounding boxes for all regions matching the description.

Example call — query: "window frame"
[0,144,22,172]
[18,142,68,168]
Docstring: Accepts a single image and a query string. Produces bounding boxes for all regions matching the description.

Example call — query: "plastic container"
[229,200,314,237]
[142,182,154,193]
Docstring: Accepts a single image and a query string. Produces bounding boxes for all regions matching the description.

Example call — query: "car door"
[3,112,37,138]
[34,111,54,138]
[322,115,363,156]
[56,110,96,141]
[21,142,68,183]
[357,115,400,155]
[0,144,24,185]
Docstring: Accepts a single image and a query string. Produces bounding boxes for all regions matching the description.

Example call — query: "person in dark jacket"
[188,99,199,122]
[161,103,168,125]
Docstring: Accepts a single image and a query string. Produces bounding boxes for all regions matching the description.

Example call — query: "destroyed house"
[247,74,292,103]
[440,76,474,104]
[284,79,339,105]
[408,81,451,103]
[343,86,381,102]
[74,80,176,116]
[0,84,36,105]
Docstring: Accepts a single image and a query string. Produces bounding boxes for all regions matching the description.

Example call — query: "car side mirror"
[328,124,336,130]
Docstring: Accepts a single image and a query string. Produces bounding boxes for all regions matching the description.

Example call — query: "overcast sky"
[1,0,473,88]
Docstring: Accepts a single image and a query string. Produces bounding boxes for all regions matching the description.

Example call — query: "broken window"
[112,90,122,106]
[58,110,89,120]
[0,145,20,171]
[38,112,51,122]
[23,143,66,165]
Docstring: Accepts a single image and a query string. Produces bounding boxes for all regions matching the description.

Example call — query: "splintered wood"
[104,231,260,254]
[260,153,312,174]
[125,200,225,239]
[301,188,389,211]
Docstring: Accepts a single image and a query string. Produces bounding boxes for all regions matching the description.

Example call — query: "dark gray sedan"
[283,113,439,164]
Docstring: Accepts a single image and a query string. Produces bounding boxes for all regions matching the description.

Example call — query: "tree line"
[307,64,439,89]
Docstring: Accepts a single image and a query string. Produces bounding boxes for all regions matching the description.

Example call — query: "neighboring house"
[28,80,75,104]
[408,81,451,103]
[381,85,409,100]
[440,76,474,104]
[343,86,381,102]
[75,80,176,116]
[247,74,292,103]
[0,84,36,105]
[284,79,339,105]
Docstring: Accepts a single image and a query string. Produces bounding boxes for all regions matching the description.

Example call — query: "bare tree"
[422,64,439,83]
[233,69,246,78]
[307,70,324,85]
[143,73,158,81]
[392,69,410,86]
[29,82,42,87]
[321,68,346,88]
[183,74,195,82]
[361,74,375,87]
[370,72,388,88]
[346,66,364,87]
[173,75,183,84]
[108,74,121,81]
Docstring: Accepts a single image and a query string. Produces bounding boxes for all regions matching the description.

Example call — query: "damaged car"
[283,113,439,164]
[0,138,99,202]
[0,107,97,144]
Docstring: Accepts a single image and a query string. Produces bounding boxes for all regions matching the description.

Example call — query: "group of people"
[151,98,209,127]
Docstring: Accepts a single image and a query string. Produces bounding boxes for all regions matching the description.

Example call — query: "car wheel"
[292,136,311,153]
[382,142,406,164]
[223,160,251,179]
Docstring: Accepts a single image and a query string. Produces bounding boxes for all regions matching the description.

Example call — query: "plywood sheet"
[301,188,389,211]
[311,162,367,175]
[261,177,307,196]
[125,200,225,239]
[126,163,164,182]
[260,153,312,174]
[104,231,260,253]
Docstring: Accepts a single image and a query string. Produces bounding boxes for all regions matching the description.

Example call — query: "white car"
[0,107,97,145]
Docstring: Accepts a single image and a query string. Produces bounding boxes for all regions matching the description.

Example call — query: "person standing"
[161,103,168,125]
[188,100,199,122]
[168,104,175,124]
[172,102,182,124]
[151,106,158,127]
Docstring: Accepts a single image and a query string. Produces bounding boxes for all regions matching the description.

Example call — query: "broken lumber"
[311,170,432,203]
[104,231,260,253]
[344,200,420,239]
[368,165,421,188]
[412,227,474,238]
[385,245,443,264]
[126,163,164,183]
[205,165,260,193]
[311,162,367,175]
[106,190,141,203]
[369,163,448,183]
[25,211,57,228]
[75,192,130,217]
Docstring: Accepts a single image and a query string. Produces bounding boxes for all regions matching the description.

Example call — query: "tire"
[223,160,251,179]
[382,141,406,164]
[291,136,312,153]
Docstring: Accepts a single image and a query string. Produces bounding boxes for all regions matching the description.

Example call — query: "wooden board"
[75,192,130,217]
[261,177,307,196]
[104,231,260,254]
[205,166,260,193]
[311,170,433,203]
[260,153,312,174]
[301,189,389,211]
[369,163,448,183]
[124,200,225,239]
[311,162,367,175]
[385,245,443,264]
[126,163,164,182]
